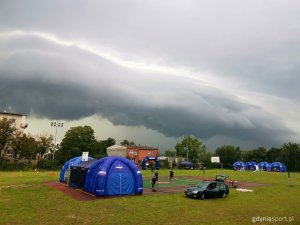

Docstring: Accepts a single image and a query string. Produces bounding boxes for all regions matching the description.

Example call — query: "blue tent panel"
[59,156,94,182]
[257,162,270,171]
[245,161,257,171]
[180,161,194,165]
[269,162,287,172]
[106,172,135,195]
[233,161,245,170]
[84,156,143,196]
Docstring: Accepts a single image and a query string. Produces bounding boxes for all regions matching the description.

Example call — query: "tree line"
[0,118,115,170]
[165,136,300,171]
[1,117,300,171]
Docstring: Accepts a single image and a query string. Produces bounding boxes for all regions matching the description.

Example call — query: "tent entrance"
[106,172,134,195]
[106,161,135,195]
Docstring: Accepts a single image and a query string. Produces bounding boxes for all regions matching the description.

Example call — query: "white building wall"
[0,112,28,132]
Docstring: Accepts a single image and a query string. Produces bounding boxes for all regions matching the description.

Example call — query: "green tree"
[95,137,116,158]
[281,142,300,171]
[172,159,177,169]
[215,145,241,168]
[10,133,38,169]
[120,139,135,146]
[242,147,276,164]
[266,147,281,162]
[175,136,206,163]
[35,134,53,167]
[165,149,176,157]
[162,159,170,169]
[241,150,253,163]
[0,118,16,168]
[250,147,268,162]
[201,151,214,168]
[120,139,129,146]
[56,126,97,164]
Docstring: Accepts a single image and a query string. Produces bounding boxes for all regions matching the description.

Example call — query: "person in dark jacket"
[152,172,157,191]
[170,170,174,183]
[155,171,158,181]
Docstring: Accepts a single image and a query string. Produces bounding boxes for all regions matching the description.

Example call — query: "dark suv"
[185,175,229,200]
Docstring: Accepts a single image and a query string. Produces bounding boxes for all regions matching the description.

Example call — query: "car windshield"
[195,181,210,188]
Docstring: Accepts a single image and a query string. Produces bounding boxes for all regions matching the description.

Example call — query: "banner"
[211,156,220,163]
[82,152,89,161]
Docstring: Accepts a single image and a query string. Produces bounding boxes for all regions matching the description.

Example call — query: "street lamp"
[50,121,63,162]
[185,136,189,161]
[184,146,189,161]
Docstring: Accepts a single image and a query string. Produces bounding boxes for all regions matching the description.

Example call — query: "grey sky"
[1,0,299,151]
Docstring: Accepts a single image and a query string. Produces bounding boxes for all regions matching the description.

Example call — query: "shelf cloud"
[1,0,299,149]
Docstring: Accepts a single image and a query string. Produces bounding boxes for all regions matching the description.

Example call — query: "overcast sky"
[1,0,300,151]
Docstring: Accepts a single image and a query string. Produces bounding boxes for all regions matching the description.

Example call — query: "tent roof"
[73,159,98,168]
[258,162,270,165]
[84,156,143,196]
[233,161,245,165]
[106,144,127,150]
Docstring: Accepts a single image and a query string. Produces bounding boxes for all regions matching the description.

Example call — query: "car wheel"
[222,192,226,198]
[200,193,205,200]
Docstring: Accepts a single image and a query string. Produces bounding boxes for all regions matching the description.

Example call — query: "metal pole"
[53,125,57,161]
[221,163,224,174]
[51,122,63,168]
[186,136,189,161]
[187,148,188,161]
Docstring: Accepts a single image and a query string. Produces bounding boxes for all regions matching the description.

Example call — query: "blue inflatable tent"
[257,162,270,171]
[84,156,143,196]
[141,156,160,170]
[69,159,98,188]
[59,156,94,182]
[245,161,257,171]
[269,162,287,172]
[233,161,245,170]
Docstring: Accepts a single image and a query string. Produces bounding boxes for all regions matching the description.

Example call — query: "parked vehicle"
[179,161,195,170]
[185,175,229,199]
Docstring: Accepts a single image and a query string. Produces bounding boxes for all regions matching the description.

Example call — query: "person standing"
[152,172,157,191]
[155,171,158,181]
[169,170,174,183]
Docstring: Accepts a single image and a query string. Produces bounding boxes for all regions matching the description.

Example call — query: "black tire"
[200,193,205,200]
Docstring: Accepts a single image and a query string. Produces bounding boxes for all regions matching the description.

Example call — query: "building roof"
[0,111,27,117]
[107,144,127,150]
[127,145,158,150]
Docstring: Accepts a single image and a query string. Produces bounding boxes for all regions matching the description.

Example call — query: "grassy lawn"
[0,169,299,225]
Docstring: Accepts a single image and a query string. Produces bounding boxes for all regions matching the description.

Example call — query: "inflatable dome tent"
[269,162,287,172]
[84,156,143,196]
[245,161,257,171]
[233,161,245,171]
[69,159,98,188]
[59,156,94,182]
[141,156,160,170]
[257,162,270,171]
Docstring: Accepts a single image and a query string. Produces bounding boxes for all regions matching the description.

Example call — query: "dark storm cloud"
[0,74,292,148]
[0,78,98,119]
[0,0,299,148]
[217,42,300,100]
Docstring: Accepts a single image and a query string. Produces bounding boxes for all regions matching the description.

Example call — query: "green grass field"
[0,169,299,225]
